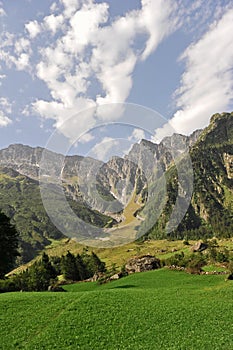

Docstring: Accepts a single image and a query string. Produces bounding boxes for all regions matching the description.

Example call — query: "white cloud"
[155,8,233,138]
[0,97,12,113]
[0,0,181,140]
[60,0,81,18]
[4,0,219,141]
[14,38,31,55]
[0,111,12,127]
[25,20,41,38]
[0,74,6,86]
[129,128,146,142]
[50,2,59,13]
[0,7,6,17]
[13,53,30,71]
[0,30,32,71]
[90,137,121,162]
[31,97,96,142]
[11,0,178,140]
[79,132,94,144]
[43,14,64,34]
[139,0,178,60]
[0,97,12,127]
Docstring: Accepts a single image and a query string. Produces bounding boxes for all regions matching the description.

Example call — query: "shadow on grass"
[111,284,136,289]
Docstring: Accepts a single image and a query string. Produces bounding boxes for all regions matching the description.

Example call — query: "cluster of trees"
[163,251,207,274]
[0,212,19,279]
[0,250,106,292]
[0,210,106,292]
[162,239,233,274]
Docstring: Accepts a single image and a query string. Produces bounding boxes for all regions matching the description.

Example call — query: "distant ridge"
[0,112,232,263]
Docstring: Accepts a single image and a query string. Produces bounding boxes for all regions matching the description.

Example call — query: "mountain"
[145,112,233,240]
[0,112,232,263]
[0,166,114,263]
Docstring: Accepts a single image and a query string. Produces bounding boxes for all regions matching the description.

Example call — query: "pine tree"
[61,251,80,281]
[0,212,19,278]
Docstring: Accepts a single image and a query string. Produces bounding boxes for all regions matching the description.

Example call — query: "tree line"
[0,211,106,292]
[0,250,106,292]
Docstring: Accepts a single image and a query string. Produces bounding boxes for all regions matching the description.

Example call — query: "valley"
[0,112,232,263]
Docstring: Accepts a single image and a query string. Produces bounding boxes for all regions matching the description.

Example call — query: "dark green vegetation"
[0,167,113,263]
[163,240,233,274]
[147,112,233,240]
[0,251,106,292]
[0,269,232,350]
[3,237,232,292]
[0,212,19,278]
[0,112,232,263]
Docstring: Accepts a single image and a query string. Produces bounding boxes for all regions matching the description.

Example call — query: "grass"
[202,264,228,272]
[119,191,142,226]
[9,238,233,275]
[82,191,143,248]
[9,238,192,274]
[0,269,232,349]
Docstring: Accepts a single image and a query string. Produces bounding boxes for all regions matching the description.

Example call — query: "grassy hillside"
[8,237,233,275]
[147,112,233,240]
[0,269,232,349]
[0,167,114,264]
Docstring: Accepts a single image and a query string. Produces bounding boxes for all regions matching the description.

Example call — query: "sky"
[0,0,233,160]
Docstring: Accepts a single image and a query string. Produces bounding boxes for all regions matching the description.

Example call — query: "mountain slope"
[0,112,232,263]
[0,167,114,263]
[146,112,233,240]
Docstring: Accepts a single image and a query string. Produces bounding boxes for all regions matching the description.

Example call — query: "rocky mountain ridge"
[0,112,232,262]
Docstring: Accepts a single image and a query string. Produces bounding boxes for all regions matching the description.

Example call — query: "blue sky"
[0,0,233,159]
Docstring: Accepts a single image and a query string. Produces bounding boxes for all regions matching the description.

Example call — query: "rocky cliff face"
[0,130,200,213]
[146,112,233,240]
[0,144,44,179]
[0,112,232,262]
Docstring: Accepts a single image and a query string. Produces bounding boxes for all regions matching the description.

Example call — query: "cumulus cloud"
[0,0,178,140]
[31,97,97,142]
[79,132,94,144]
[0,74,6,86]
[25,20,41,38]
[2,0,228,142]
[155,8,233,138]
[0,97,12,127]
[0,97,12,113]
[139,0,178,60]
[1,0,188,143]
[43,14,64,34]
[129,128,146,142]
[0,111,11,127]
[40,0,178,138]
[90,137,121,162]
[0,31,31,71]
[60,0,81,18]
[0,7,6,17]
[14,38,31,55]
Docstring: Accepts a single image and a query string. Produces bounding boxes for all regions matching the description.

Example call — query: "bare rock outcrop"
[125,255,161,274]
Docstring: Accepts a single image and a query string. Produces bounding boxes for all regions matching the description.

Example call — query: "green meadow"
[0,269,232,350]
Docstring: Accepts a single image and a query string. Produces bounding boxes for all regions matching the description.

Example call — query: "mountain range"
[0,112,232,263]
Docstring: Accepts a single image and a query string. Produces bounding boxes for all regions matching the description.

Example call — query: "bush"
[0,278,19,293]
[186,253,206,274]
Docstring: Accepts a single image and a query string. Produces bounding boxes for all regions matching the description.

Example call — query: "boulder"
[48,285,66,292]
[190,241,208,252]
[109,273,123,281]
[125,255,161,274]
[91,272,105,282]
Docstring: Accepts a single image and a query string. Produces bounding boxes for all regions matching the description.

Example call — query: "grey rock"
[125,255,161,273]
